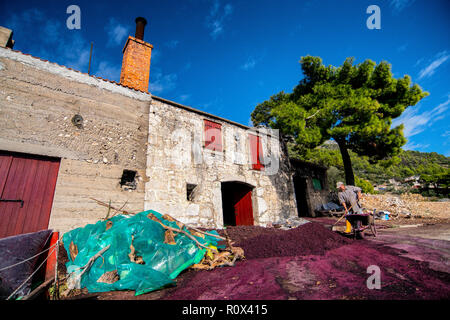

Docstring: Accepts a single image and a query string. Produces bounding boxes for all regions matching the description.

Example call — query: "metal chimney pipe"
[135,17,147,40]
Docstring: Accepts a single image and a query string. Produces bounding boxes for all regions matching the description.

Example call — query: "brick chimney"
[120,17,153,92]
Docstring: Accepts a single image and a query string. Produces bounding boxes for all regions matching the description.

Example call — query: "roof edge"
[151,95,252,130]
[0,47,152,101]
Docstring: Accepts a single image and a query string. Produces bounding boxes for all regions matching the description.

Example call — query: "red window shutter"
[204,120,222,151]
[249,134,264,171]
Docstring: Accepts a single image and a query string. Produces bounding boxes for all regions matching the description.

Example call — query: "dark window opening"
[221,181,254,226]
[187,183,197,201]
[120,170,137,190]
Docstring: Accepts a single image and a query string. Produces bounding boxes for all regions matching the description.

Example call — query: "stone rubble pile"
[360,193,450,220]
[268,216,310,229]
[361,194,415,217]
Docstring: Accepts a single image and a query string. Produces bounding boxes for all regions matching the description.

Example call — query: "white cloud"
[178,94,191,102]
[42,20,61,42]
[199,97,221,112]
[397,44,407,52]
[224,3,233,15]
[414,58,423,67]
[165,40,180,48]
[389,0,416,12]
[106,18,130,47]
[392,95,450,138]
[61,33,91,71]
[205,0,233,39]
[240,52,266,71]
[149,71,177,94]
[418,52,450,79]
[6,8,91,72]
[241,57,257,71]
[403,141,430,151]
[95,61,121,82]
[6,8,45,31]
[151,49,161,63]
[289,24,303,36]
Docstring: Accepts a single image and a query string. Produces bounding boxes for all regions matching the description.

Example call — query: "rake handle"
[333,204,353,226]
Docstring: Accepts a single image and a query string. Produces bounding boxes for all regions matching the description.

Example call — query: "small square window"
[187,183,197,201]
[120,170,137,190]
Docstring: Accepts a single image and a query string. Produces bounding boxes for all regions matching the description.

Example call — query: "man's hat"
[336,181,344,188]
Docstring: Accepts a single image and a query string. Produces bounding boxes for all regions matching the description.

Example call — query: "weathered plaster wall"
[305,178,330,217]
[0,48,150,234]
[144,98,297,228]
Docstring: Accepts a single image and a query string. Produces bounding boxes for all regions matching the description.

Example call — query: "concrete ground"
[368,223,450,274]
[310,216,450,275]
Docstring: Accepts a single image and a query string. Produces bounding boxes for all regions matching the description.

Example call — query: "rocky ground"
[360,193,450,222]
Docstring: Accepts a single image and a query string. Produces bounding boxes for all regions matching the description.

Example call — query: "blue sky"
[1,0,449,156]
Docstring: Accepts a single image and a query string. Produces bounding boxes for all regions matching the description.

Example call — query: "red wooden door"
[0,152,60,239]
[234,188,253,226]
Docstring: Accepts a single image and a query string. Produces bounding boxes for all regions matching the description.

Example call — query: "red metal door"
[234,188,253,226]
[0,151,60,239]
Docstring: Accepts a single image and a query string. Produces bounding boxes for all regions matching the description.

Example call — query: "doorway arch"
[221,181,254,226]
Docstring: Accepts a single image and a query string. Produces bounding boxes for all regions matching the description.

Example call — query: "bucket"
[380,211,390,220]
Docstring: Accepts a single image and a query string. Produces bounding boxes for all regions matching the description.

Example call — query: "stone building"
[0,19,297,237]
[291,159,330,217]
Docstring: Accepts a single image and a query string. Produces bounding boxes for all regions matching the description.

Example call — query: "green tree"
[421,171,450,189]
[355,176,375,194]
[252,56,428,185]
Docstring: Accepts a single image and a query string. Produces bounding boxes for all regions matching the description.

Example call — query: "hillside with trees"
[288,140,449,195]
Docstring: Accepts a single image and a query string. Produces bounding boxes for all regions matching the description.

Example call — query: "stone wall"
[0,46,298,234]
[0,47,151,234]
[291,159,330,217]
[144,97,297,228]
[304,179,331,217]
[0,27,14,49]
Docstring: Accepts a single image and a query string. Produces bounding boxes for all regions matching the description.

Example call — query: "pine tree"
[251,56,429,185]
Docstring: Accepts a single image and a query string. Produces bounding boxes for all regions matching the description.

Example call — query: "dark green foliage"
[355,176,375,194]
[420,171,450,188]
[295,145,449,190]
